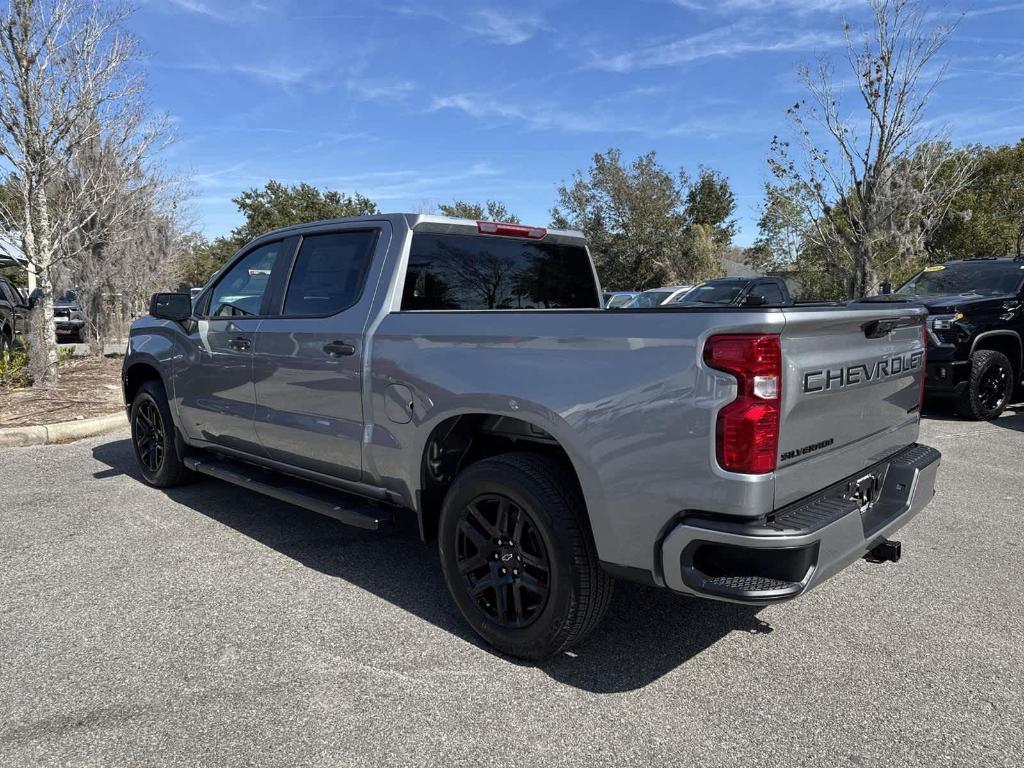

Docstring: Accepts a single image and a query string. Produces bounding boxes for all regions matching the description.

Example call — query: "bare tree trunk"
[30,183,58,382]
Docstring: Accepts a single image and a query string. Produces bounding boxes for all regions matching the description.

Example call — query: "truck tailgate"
[774,306,928,508]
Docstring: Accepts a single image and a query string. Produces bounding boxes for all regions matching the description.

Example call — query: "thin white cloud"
[395,4,544,45]
[672,0,854,12]
[591,23,845,73]
[166,0,225,19]
[463,9,544,45]
[345,78,416,101]
[430,92,765,138]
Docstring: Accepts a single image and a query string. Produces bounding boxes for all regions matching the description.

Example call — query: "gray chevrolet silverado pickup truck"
[124,214,940,659]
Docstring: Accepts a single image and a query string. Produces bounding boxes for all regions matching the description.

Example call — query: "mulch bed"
[0,355,124,428]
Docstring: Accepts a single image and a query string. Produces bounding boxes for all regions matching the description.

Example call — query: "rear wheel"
[130,380,195,487]
[438,452,613,660]
[957,349,1014,421]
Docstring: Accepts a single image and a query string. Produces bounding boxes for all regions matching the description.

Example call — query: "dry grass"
[0,354,123,427]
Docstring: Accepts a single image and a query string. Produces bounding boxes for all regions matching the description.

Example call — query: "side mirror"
[149,292,192,322]
[28,288,42,309]
[742,294,769,307]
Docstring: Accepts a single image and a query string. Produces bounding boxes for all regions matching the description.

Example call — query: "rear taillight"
[476,220,547,239]
[703,334,782,474]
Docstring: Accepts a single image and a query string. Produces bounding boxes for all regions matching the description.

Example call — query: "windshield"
[628,289,672,308]
[682,282,746,305]
[57,290,78,303]
[896,262,1024,297]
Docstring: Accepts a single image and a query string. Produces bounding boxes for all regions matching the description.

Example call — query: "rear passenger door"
[252,226,385,481]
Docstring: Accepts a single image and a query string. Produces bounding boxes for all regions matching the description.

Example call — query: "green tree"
[232,180,377,242]
[747,182,810,274]
[550,149,722,291]
[930,140,1024,258]
[684,167,737,247]
[438,199,520,223]
[181,180,378,286]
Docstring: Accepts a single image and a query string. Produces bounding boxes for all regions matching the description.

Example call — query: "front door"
[252,228,380,481]
[174,239,292,456]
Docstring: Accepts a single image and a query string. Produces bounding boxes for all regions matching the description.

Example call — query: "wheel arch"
[122,360,166,408]
[412,410,598,545]
[970,330,1023,380]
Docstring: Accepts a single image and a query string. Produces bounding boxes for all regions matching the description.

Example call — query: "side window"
[751,282,785,305]
[282,231,377,316]
[207,242,284,318]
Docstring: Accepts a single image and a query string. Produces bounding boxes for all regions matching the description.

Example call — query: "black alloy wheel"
[437,452,613,660]
[133,398,165,473]
[455,494,551,628]
[978,362,1010,412]
[958,349,1015,420]
[129,379,194,488]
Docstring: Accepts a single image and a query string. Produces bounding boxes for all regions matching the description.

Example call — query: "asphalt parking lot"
[2,409,1022,767]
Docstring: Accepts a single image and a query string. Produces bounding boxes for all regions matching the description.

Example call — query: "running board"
[184,455,392,530]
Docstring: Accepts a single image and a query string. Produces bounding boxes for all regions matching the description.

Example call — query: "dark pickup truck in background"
[678,276,794,307]
[867,257,1024,420]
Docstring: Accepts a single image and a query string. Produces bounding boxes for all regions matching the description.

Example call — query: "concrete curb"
[0,412,127,448]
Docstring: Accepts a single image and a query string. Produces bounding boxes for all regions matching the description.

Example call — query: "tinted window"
[751,283,785,305]
[0,281,15,304]
[896,262,1024,297]
[684,281,746,305]
[283,231,377,316]
[402,233,600,310]
[208,241,284,317]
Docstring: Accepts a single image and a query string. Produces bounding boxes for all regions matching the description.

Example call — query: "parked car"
[603,291,638,309]
[0,276,29,355]
[124,214,940,659]
[53,290,87,342]
[862,257,1024,420]
[678,276,793,307]
[624,285,693,307]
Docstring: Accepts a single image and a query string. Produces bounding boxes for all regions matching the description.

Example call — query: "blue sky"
[134,0,1024,246]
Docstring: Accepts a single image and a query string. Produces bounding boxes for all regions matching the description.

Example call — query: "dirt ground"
[0,355,123,428]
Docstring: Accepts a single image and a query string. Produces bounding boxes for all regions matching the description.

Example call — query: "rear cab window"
[401,232,600,311]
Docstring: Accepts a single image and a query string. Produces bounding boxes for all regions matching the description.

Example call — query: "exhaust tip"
[865,538,902,564]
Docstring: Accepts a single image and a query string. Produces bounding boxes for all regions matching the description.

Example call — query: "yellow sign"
[923,265,946,272]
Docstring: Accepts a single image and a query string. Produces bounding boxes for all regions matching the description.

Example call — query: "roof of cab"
[252,213,586,244]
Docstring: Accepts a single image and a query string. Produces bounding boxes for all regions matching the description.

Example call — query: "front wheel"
[957,349,1015,421]
[438,452,613,660]
[130,380,195,487]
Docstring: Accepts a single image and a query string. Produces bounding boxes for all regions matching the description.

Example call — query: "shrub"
[0,347,30,389]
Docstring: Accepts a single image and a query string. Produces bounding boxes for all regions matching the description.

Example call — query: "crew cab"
[123,214,941,659]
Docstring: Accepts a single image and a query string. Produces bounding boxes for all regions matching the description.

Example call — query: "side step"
[184,455,393,530]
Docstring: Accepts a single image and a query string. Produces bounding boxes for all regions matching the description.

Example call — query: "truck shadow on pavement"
[922,401,1024,431]
[91,438,773,694]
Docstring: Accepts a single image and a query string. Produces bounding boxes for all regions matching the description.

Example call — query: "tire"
[437,452,613,660]
[130,379,195,487]
[956,349,1015,421]
[0,328,11,359]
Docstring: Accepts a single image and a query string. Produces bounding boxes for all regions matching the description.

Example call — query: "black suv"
[884,258,1024,420]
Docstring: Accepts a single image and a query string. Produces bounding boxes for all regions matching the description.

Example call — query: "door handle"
[227,336,251,351]
[323,340,356,357]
